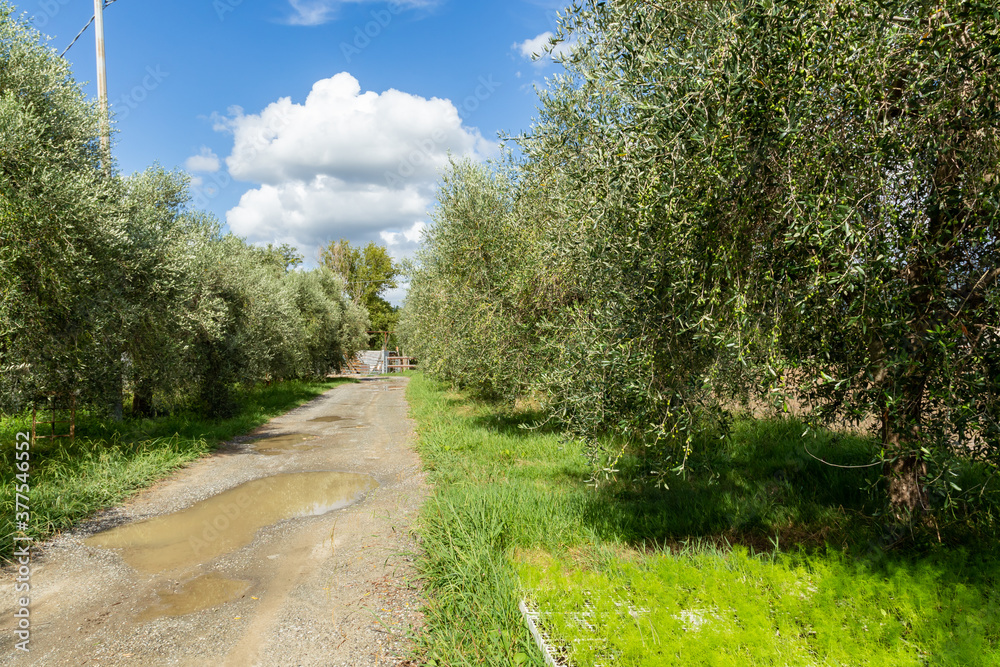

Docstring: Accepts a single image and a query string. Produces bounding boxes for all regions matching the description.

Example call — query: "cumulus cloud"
[285,0,439,26]
[378,221,426,306]
[184,146,220,173]
[380,220,427,249]
[514,31,577,62]
[227,178,427,250]
[221,73,493,264]
[224,73,490,185]
[379,220,427,262]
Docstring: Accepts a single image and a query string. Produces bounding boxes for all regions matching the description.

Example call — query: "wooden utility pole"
[94,0,111,170]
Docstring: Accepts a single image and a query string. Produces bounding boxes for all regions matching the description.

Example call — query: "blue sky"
[17,0,574,301]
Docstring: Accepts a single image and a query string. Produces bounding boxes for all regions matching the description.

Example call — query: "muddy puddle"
[138,572,250,622]
[309,415,349,423]
[250,433,317,455]
[85,471,379,573]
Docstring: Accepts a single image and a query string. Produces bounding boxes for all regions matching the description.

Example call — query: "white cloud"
[379,220,427,262]
[286,0,336,26]
[224,73,491,185]
[285,0,438,26]
[227,178,428,256]
[380,220,427,248]
[514,31,577,63]
[516,31,553,59]
[221,73,492,264]
[185,146,220,173]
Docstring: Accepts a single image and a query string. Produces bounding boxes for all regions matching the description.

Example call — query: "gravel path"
[1,377,427,666]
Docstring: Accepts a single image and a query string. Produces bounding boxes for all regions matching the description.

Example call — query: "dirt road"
[1,376,426,666]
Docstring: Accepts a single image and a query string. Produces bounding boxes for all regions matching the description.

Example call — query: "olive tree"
[400,158,575,401]
[0,4,125,411]
[285,267,369,378]
[407,0,999,517]
[187,235,370,416]
[0,5,370,419]
[116,167,219,415]
[551,0,1000,513]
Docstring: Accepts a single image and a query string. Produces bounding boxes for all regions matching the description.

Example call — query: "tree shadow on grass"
[461,401,999,598]
[417,380,1000,661]
[581,417,948,554]
[471,409,567,437]
[570,417,1000,651]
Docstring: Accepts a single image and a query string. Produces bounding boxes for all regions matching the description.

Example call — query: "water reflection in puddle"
[85,471,378,573]
[137,572,250,622]
[250,433,317,455]
[309,415,348,423]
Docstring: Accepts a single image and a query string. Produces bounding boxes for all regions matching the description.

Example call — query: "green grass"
[405,373,1000,666]
[406,376,593,666]
[0,378,355,561]
[519,546,999,666]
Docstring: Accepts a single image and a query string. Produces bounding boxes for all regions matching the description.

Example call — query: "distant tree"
[320,239,399,348]
[256,243,303,275]
[320,239,359,296]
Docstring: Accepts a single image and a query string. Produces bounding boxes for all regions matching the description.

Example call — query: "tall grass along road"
[405,373,1000,666]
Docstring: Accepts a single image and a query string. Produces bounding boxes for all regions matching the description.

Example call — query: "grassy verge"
[0,378,354,561]
[405,373,1000,666]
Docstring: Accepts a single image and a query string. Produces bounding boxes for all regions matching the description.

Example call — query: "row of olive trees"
[401,0,1000,518]
[0,5,368,418]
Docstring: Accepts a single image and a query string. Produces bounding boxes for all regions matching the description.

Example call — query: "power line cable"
[60,0,120,57]
[60,15,94,56]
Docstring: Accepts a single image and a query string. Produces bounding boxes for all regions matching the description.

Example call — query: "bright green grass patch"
[0,378,354,561]
[405,373,1000,666]
[407,376,595,666]
[519,546,999,666]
